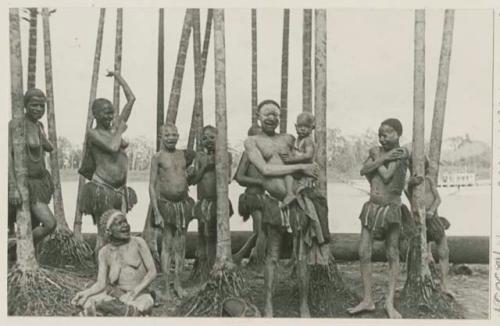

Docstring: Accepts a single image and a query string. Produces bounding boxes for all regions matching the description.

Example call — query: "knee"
[358,246,371,262]
[386,245,399,262]
[45,218,57,232]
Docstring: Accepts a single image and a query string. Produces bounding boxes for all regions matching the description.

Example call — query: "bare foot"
[264,301,273,317]
[441,286,455,299]
[347,300,375,315]
[280,195,296,208]
[384,303,402,319]
[300,303,311,318]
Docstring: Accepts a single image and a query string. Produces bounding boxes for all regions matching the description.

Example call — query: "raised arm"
[148,154,162,227]
[87,121,127,154]
[244,137,317,178]
[234,152,263,187]
[107,71,136,123]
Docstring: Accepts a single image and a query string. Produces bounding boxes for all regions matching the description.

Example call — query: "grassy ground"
[8,259,488,318]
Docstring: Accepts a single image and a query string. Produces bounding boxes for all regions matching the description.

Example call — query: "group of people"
[8,71,452,318]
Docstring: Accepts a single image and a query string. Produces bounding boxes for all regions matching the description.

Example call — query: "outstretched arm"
[107,71,136,123]
[244,137,318,178]
[234,152,263,187]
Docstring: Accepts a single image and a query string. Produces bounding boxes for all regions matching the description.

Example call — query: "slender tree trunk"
[74,9,105,239]
[113,8,123,118]
[303,9,313,113]
[41,9,67,230]
[27,8,38,90]
[10,8,38,271]
[279,9,290,134]
[314,9,327,197]
[156,8,164,151]
[251,9,258,126]
[213,9,232,265]
[428,10,454,184]
[165,9,193,124]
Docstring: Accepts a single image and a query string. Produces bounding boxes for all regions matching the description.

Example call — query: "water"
[59,180,491,236]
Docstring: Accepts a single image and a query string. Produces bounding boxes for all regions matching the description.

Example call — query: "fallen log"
[77,232,489,264]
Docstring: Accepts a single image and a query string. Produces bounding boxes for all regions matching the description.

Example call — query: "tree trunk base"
[180,262,257,317]
[188,255,210,284]
[8,266,83,316]
[308,255,358,317]
[400,238,463,319]
[38,229,94,271]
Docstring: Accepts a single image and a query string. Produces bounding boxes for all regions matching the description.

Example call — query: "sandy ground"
[7,260,489,318]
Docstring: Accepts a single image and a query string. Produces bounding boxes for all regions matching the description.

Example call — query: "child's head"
[24,88,47,121]
[247,125,262,136]
[92,98,114,129]
[295,112,315,138]
[160,123,179,151]
[100,209,130,243]
[379,118,402,150]
[201,125,217,151]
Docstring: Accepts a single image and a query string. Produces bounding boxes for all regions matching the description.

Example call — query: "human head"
[257,100,280,135]
[201,125,217,152]
[295,112,315,138]
[379,118,402,150]
[247,125,262,137]
[100,209,130,243]
[24,88,47,121]
[160,123,179,151]
[92,98,114,129]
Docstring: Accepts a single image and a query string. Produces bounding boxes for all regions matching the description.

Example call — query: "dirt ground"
[8,259,488,318]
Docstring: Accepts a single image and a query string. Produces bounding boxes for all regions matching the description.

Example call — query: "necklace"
[24,118,43,163]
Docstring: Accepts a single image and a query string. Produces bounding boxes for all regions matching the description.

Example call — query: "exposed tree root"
[8,266,86,316]
[38,229,95,271]
[308,255,358,317]
[188,255,211,285]
[179,262,256,317]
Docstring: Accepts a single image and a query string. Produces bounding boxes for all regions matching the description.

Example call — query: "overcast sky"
[16,8,493,148]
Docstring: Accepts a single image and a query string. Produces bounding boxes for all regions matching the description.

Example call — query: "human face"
[201,129,216,152]
[94,101,114,129]
[378,124,399,151]
[25,96,46,121]
[161,126,179,151]
[258,104,280,134]
[107,214,131,241]
[295,118,313,139]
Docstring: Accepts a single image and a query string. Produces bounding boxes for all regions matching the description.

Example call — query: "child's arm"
[108,71,136,123]
[281,138,315,164]
[234,152,264,187]
[148,154,162,228]
[426,176,442,216]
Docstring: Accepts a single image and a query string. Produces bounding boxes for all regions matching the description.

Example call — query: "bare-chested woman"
[244,100,328,318]
[9,88,57,249]
[71,210,157,316]
[78,71,137,258]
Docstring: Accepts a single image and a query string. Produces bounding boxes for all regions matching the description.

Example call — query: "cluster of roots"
[179,263,252,317]
[38,229,95,272]
[308,256,358,317]
[8,266,88,316]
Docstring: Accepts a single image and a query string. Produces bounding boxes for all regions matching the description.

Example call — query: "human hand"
[205,155,215,170]
[121,290,138,304]
[385,148,406,161]
[302,163,320,179]
[106,70,120,78]
[279,152,291,163]
[153,210,164,229]
[9,188,22,206]
[408,176,424,187]
[71,291,88,307]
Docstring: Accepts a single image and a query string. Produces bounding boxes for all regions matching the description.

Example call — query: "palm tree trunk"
[428,10,454,185]
[314,9,327,197]
[9,8,38,271]
[303,9,313,113]
[165,9,193,124]
[73,9,105,239]
[251,9,258,125]
[156,8,164,151]
[213,9,232,265]
[279,9,290,134]
[113,8,123,117]
[27,8,38,89]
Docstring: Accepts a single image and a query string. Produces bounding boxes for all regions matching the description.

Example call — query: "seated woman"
[71,209,157,316]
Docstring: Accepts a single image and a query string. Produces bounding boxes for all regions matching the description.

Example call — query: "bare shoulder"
[303,136,315,146]
[244,135,258,149]
[131,236,148,249]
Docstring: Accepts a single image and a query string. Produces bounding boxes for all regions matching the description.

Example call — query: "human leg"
[30,202,57,245]
[160,225,175,301]
[264,225,282,317]
[384,225,402,319]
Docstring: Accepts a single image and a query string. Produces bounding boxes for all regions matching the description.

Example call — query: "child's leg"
[281,175,296,207]
[160,225,174,300]
[173,229,188,297]
[384,225,402,319]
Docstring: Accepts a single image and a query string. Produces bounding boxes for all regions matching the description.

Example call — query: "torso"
[197,151,217,200]
[245,163,265,195]
[157,150,189,201]
[369,146,407,205]
[91,129,128,188]
[24,119,48,177]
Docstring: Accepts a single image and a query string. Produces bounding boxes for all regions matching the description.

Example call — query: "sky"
[15,7,493,148]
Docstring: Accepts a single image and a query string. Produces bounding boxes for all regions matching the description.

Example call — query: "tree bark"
[10,8,38,271]
[251,9,258,126]
[279,9,290,134]
[213,9,232,264]
[314,9,327,197]
[42,9,68,230]
[156,8,164,151]
[27,8,38,90]
[428,10,454,184]
[165,9,193,124]
[303,9,313,113]
[113,8,123,118]
[74,9,105,239]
